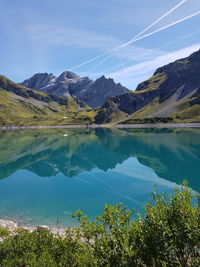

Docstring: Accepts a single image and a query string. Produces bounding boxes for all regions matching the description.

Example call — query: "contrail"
[128,10,200,45]
[69,0,190,71]
[87,55,112,72]
[87,39,126,73]
[116,0,190,49]
[87,53,125,73]
[85,8,200,73]
[85,0,189,72]
[69,50,108,71]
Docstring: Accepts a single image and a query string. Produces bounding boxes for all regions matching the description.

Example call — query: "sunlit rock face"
[22,72,129,108]
[95,49,200,124]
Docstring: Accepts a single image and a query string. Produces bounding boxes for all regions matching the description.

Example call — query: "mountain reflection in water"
[0,128,199,190]
[0,128,199,226]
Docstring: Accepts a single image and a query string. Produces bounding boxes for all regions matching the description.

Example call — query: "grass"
[135,72,167,93]
[0,72,199,126]
[0,75,49,98]
[119,91,200,124]
[171,104,200,123]
[0,88,96,126]
[0,74,97,126]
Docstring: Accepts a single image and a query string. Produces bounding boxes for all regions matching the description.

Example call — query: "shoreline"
[0,219,67,240]
[1,122,200,130]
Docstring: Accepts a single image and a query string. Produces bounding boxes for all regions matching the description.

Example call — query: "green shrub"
[134,183,200,267]
[0,228,10,238]
[0,183,199,266]
[0,229,95,267]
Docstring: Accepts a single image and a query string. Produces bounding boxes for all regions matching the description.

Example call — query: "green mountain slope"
[0,75,96,126]
[122,88,200,124]
[1,49,200,126]
[95,49,200,124]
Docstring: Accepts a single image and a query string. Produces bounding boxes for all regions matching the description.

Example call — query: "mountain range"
[0,74,95,126]
[0,49,200,126]
[22,72,129,108]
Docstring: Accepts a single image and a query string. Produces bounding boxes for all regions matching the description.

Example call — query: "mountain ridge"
[22,72,129,108]
[0,74,96,126]
[95,49,200,124]
[0,48,200,126]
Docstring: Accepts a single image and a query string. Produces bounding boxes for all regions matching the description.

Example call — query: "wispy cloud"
[26,24,120,51]
[1,0,199,84]
[26,23,164,65]
[66,0,200,72]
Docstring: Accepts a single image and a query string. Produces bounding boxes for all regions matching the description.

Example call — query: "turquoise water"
[0,128,199,227]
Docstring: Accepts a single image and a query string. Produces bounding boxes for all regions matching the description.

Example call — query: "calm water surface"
[0,128,199,226]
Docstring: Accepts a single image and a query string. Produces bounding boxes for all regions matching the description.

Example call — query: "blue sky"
[0,0,200,89]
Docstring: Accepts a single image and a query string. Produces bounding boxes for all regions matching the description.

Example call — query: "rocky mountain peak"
[22,73,56,91]
[57,71,81,82]
[22,71,129,108]
[95,48,200,124]
[136,48,200,99]
[154,49,200,76]
[98,75,106,80]
[95,76,113,83]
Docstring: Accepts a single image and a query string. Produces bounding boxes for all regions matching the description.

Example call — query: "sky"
[0,0,200,90]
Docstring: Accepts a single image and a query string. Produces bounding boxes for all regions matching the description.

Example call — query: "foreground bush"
[0,183,199,267]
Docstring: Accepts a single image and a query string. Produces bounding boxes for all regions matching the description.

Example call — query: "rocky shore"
[0,219,66,242]
[1,122,200,130]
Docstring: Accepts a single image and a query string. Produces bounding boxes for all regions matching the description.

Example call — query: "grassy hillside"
[121,88,200,124]
[0,75,96,126]
[95,84,200,125]
[1,46,200,127]
[95,50,200,124]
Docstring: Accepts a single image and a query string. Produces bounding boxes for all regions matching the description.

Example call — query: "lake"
[0,128,199,227]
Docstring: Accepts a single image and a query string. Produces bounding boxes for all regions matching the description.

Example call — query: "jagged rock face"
[22,71,90,100]
[22,72,129,108]
[79,76,129,108]
[22,73,56,91]
[95,49,200,124]
[136,49,200,101]
[111,90,159,114]
[95,90,159,123]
